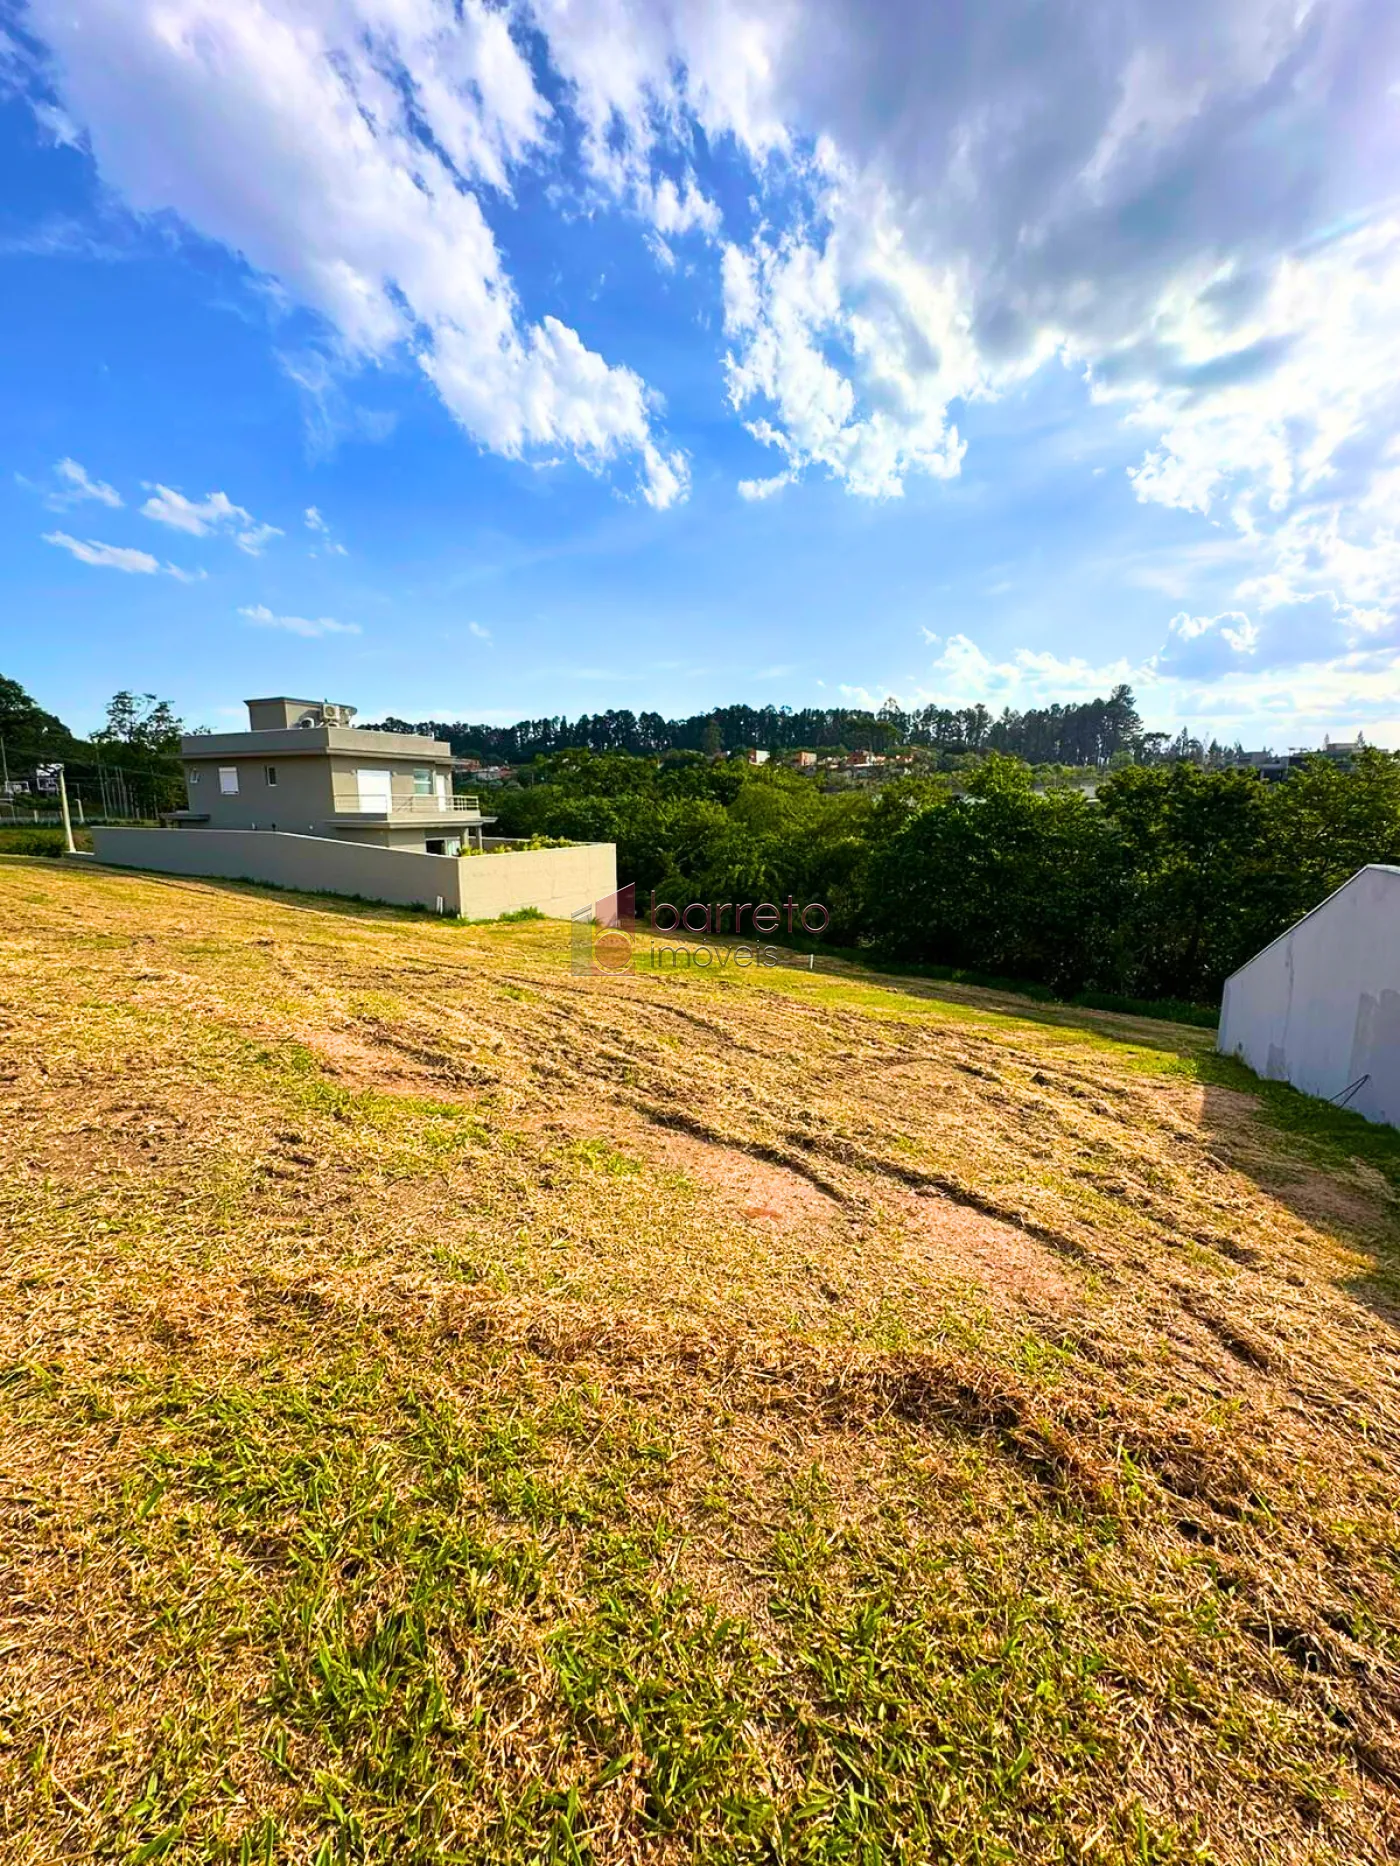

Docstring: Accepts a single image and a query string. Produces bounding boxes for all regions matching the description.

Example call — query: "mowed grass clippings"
[3,861,1400,1863]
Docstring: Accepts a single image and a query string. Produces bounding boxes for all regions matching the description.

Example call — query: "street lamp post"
[57,764,76,856]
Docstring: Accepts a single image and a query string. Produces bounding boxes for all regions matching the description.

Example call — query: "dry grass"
[3,857,1400,1863]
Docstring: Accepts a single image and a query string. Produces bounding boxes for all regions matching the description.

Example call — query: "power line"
[0,746,183,782]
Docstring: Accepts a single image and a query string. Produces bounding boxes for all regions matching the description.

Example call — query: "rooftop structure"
[1228,732,1380,783]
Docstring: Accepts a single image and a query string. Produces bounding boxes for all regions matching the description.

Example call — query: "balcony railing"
[330,789,484,817]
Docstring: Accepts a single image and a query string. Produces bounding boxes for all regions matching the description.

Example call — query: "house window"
[413,767,432,795]
[265,765,278,786]
[356,769,393,814]
[188,768,200,785]
[219,767,239,795]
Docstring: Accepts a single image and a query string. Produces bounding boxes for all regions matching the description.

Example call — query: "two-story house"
[170,697,494,855]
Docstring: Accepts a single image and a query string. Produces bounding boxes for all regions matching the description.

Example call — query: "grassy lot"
[3,857,1400,1864]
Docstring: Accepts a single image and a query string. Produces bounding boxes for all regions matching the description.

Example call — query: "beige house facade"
[89,696,618,921]
[172,696,492,855]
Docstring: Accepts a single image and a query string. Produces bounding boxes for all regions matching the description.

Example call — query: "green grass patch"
[757,936,1219,1029]
[10,1357,1228,1865]
[1197,1050,1400,1196]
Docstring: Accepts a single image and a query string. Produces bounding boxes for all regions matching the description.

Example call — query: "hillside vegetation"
[3,859,1400,1864]
[493,747,1400,1003]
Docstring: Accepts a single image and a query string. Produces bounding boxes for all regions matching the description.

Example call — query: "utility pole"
[57,764,76,855]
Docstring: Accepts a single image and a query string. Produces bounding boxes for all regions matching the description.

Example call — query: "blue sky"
[2,0,1398,746]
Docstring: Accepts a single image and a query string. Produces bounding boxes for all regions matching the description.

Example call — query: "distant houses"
[1226,734,1372,783]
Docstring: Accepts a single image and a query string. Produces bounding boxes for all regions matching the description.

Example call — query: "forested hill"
[369,684,1153,767]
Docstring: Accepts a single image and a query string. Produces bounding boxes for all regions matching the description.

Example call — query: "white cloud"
[303,503,348,556]
[468,621,492,642]
[27,0,687,509]
[638,439,690,510]
[525,0,793,185]
[32,98,80,146]
[279,348,399,459]
[1154,609,1262,678]
[1106,220,1400,639]
[238,603,360,638]
[22,0,1400,593]
[43,530,159,573]
[906,614,1400,745]
[737,472,792,501]
[534,0,1400,598]
[141,483,284,556]
[50,457,122,508]
[422,312,689,508]
[720,180,975,498]
[918,632,1139,710]
[236,521,284,556]
[43,528,207,579]
[647,173,720,239]
[141,485,249,535]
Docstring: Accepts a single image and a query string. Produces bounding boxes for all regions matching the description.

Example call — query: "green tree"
[94,691,183,755]
[1097,764,1273,998]
[1262,749,1400,914]
[864,755,1113,991]
[91,690,186,812]
[0,674,83,770]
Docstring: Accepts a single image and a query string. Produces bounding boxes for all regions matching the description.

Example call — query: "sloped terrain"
[3,858,1400,1864]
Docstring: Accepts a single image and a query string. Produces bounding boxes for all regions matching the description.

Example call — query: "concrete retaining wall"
[457,841,616,920]
[89,826,616,921]
[1218,863,1400,1129]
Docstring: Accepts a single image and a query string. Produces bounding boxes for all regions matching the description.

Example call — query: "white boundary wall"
[1218,864,1400,1128]
[89,827,616,921]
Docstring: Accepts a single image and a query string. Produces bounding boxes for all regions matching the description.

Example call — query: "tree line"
[372,683,1176,767]
[490,746,1400,1005]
